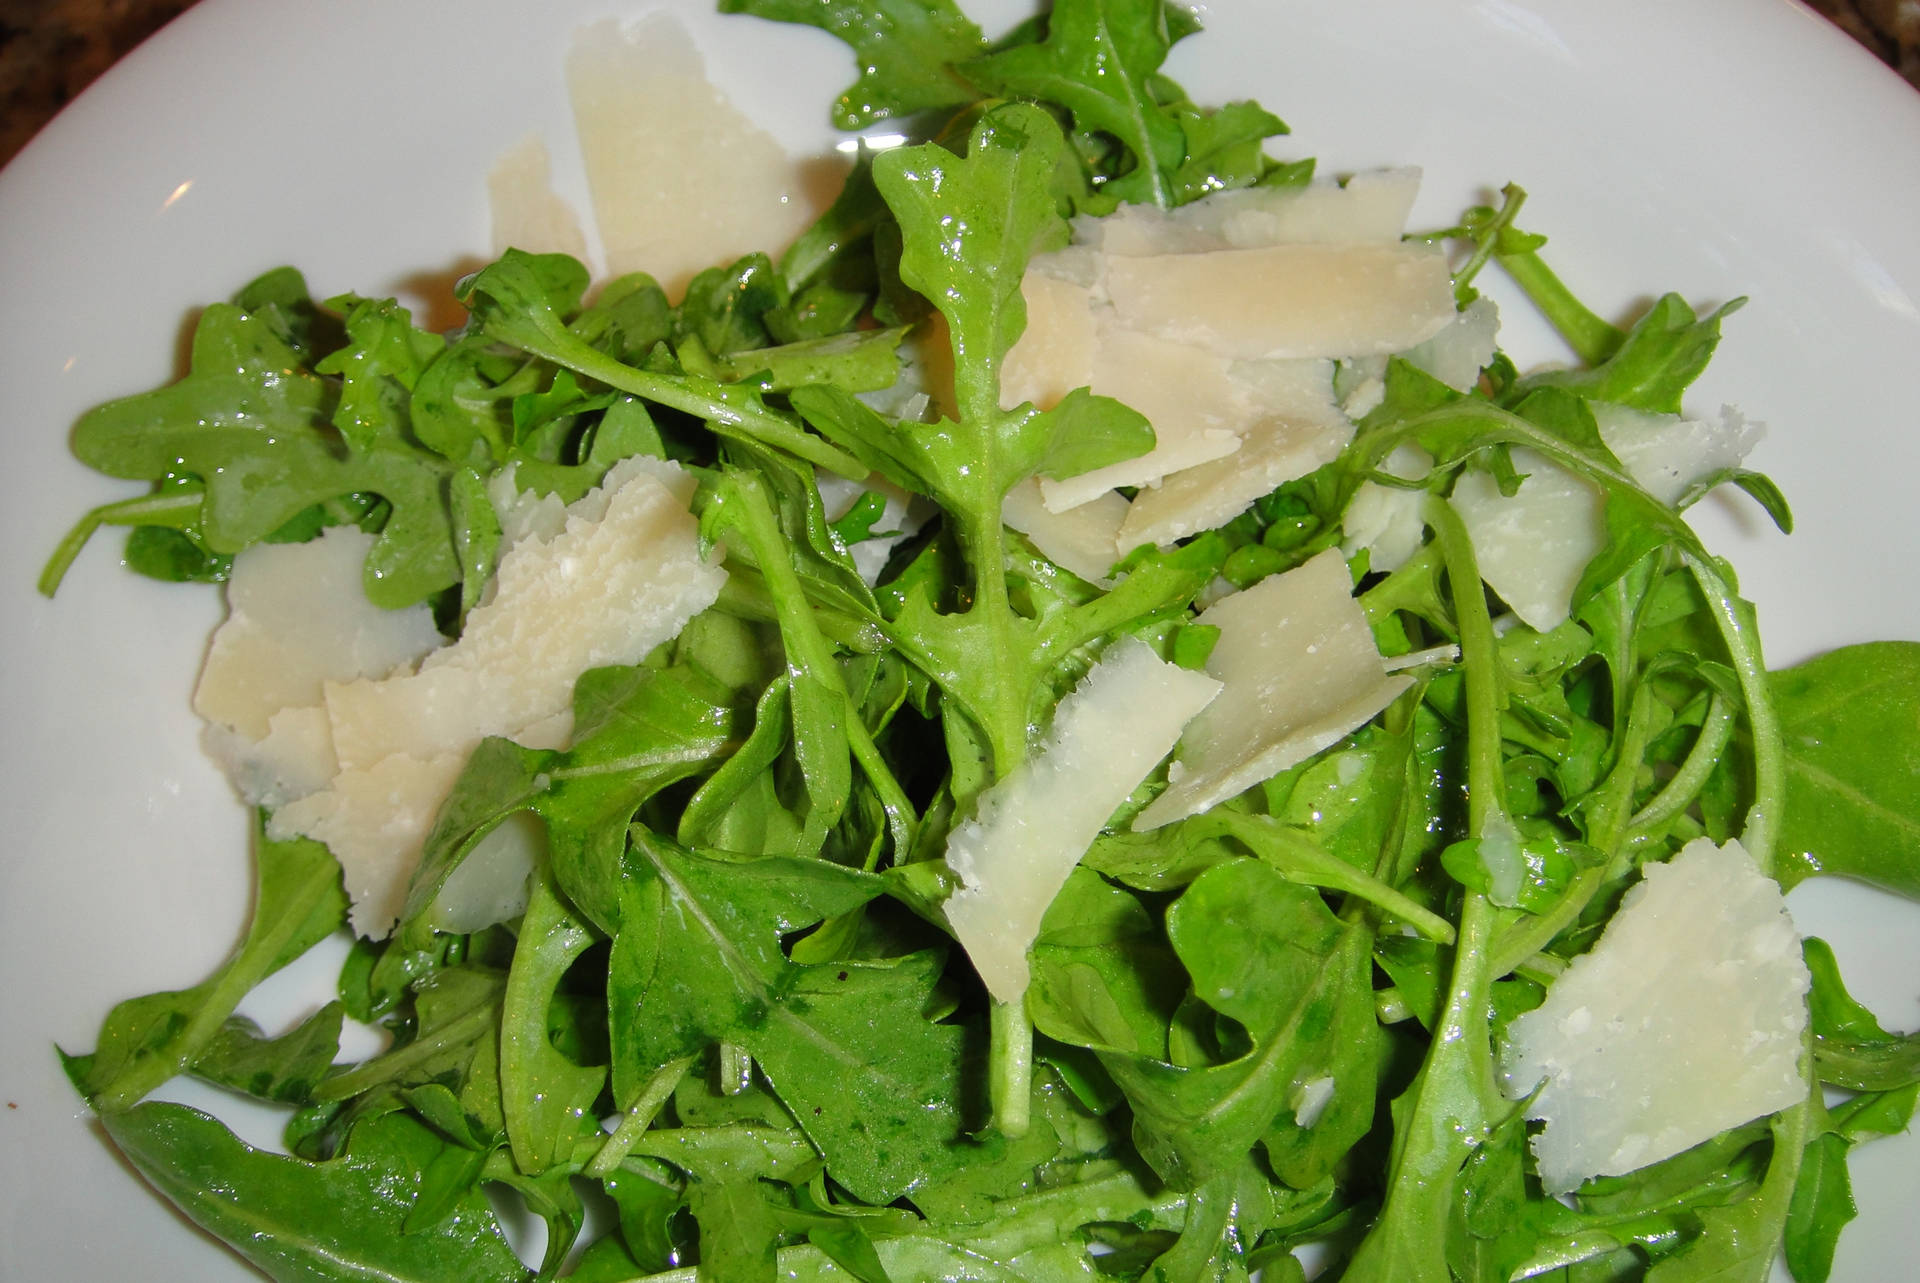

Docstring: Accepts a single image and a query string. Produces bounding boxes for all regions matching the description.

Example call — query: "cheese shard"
[271,752,468,938]
[1133,549,1413,831]
[1453,407,1763,631]
[943,639,1222,1003]
[1002,478,1127,585]
[1595,403,1764,507]
[194,527,443,807]
[1037,326,1247,512]
[326,456,722,773]
[487,134,588,261]
[1104,242,1457,361]
[1118,358,1352,551]
[1342,444,1434,574]
[567,15,831,295]
[1500,837,1811,1194]
[1451,447,1605,633]
[1402,297,1500,392]
[998,273,1099,414]
[1083,168,1422,255]
[260,457,724,937]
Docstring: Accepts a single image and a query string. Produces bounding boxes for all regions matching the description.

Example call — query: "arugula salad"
[39,1,1920,1280]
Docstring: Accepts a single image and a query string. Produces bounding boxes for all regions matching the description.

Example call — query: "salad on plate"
[32,1,1920,1280]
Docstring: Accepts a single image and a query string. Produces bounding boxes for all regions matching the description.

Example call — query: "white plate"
[2,1,1917,1278]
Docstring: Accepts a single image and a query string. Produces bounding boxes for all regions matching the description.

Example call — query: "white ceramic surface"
[1,1,1917,1278]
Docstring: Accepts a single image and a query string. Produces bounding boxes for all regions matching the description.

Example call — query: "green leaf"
[500,869,607,1175]
[1516,293,1742,415]
[718,0,985,130]
[102,1104,528,1282]
[1784,1131,1855,1283]
[190,1005,344,1105]
[66,818,347,1112]
[1772,641,1920,898]
[1097,860,1382,1188]
[73,301,460,607]
[963,0,1186,208]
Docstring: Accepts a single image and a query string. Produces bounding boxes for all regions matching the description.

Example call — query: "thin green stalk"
[988,999,1032,1139]
[585,1054,696,1178]
[1684,552,1783,869]
[39,486,206,596]
[1627,691,1736,835]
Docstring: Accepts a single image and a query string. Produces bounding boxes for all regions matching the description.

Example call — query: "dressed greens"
[43,1,1920,1281]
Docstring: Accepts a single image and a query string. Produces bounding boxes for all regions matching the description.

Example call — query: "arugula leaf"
[962,0,1186,208]
[65,817,347,1112]
[1772,641,1920,898]
[719,0,985,130]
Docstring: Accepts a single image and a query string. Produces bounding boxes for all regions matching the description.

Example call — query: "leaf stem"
[38,487,206,596]
[1684,552,1783,870]
[584,1054,695,1178]
[988,999,1032,1139]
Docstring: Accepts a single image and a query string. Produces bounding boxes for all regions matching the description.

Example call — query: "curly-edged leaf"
[500,869,607,1176]
[719,0,985,130]
[1169,100,1289,205]
[191,1004,344,1106]
[1097,859,1381,1188]
[65,818,347,1112]
[315,294,446,454]
[102,1104,529,1283]
[962,0,1186,208]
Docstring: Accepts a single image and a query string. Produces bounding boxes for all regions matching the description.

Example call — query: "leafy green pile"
[45,1,1920,1281]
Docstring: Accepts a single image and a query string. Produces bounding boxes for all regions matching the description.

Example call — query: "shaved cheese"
[1453,407,1762,631]
[944,639,1221,1002]
[1038,326,1246,511]
[243,458,723,938]
[194,527,442,807]
[999,273,1098,413]
[1596,403,1764,507]
[429,811,549,934]
[326,456,721,773]
[271,752,468,938]
[1341,444,1433,574]
[1402,296,1500,392]
[1500,837,1810,1193]
[1104,242,1456,360]
[1082,168,1421,255]
[1002,478,1127,584]
[487,134,588,261]
[1134,549,1413,830]
[1117,359,1352,551]
[1451,447,1604,633]
[567,15,831,295]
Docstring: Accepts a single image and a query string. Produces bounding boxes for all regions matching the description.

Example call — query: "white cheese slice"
[1451,447,1605,633]
[269,752,469,938]
[1452,406,1762,632]
[998,273,1098,414]
[256,458,723,938]
[1595,403,1763,507]
[1117,359,1352,551]
[193,527,443,808]
[429,811,549,935]
[1080,168,1422,256]
[1402,296,1500,392]
[1038,326,1247,512]
[1103,242,1457,361]
[326,456,722,773]
[1002,478,1127,584]
[487,134,589,261]
[1341,444,1434,574]
[567,15,832,295]
[1500,836,1811,1193]
[943,639,1222,1003]
[1133,549,1413,830]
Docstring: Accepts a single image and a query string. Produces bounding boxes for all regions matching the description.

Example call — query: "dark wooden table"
[2,0,1915,170]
